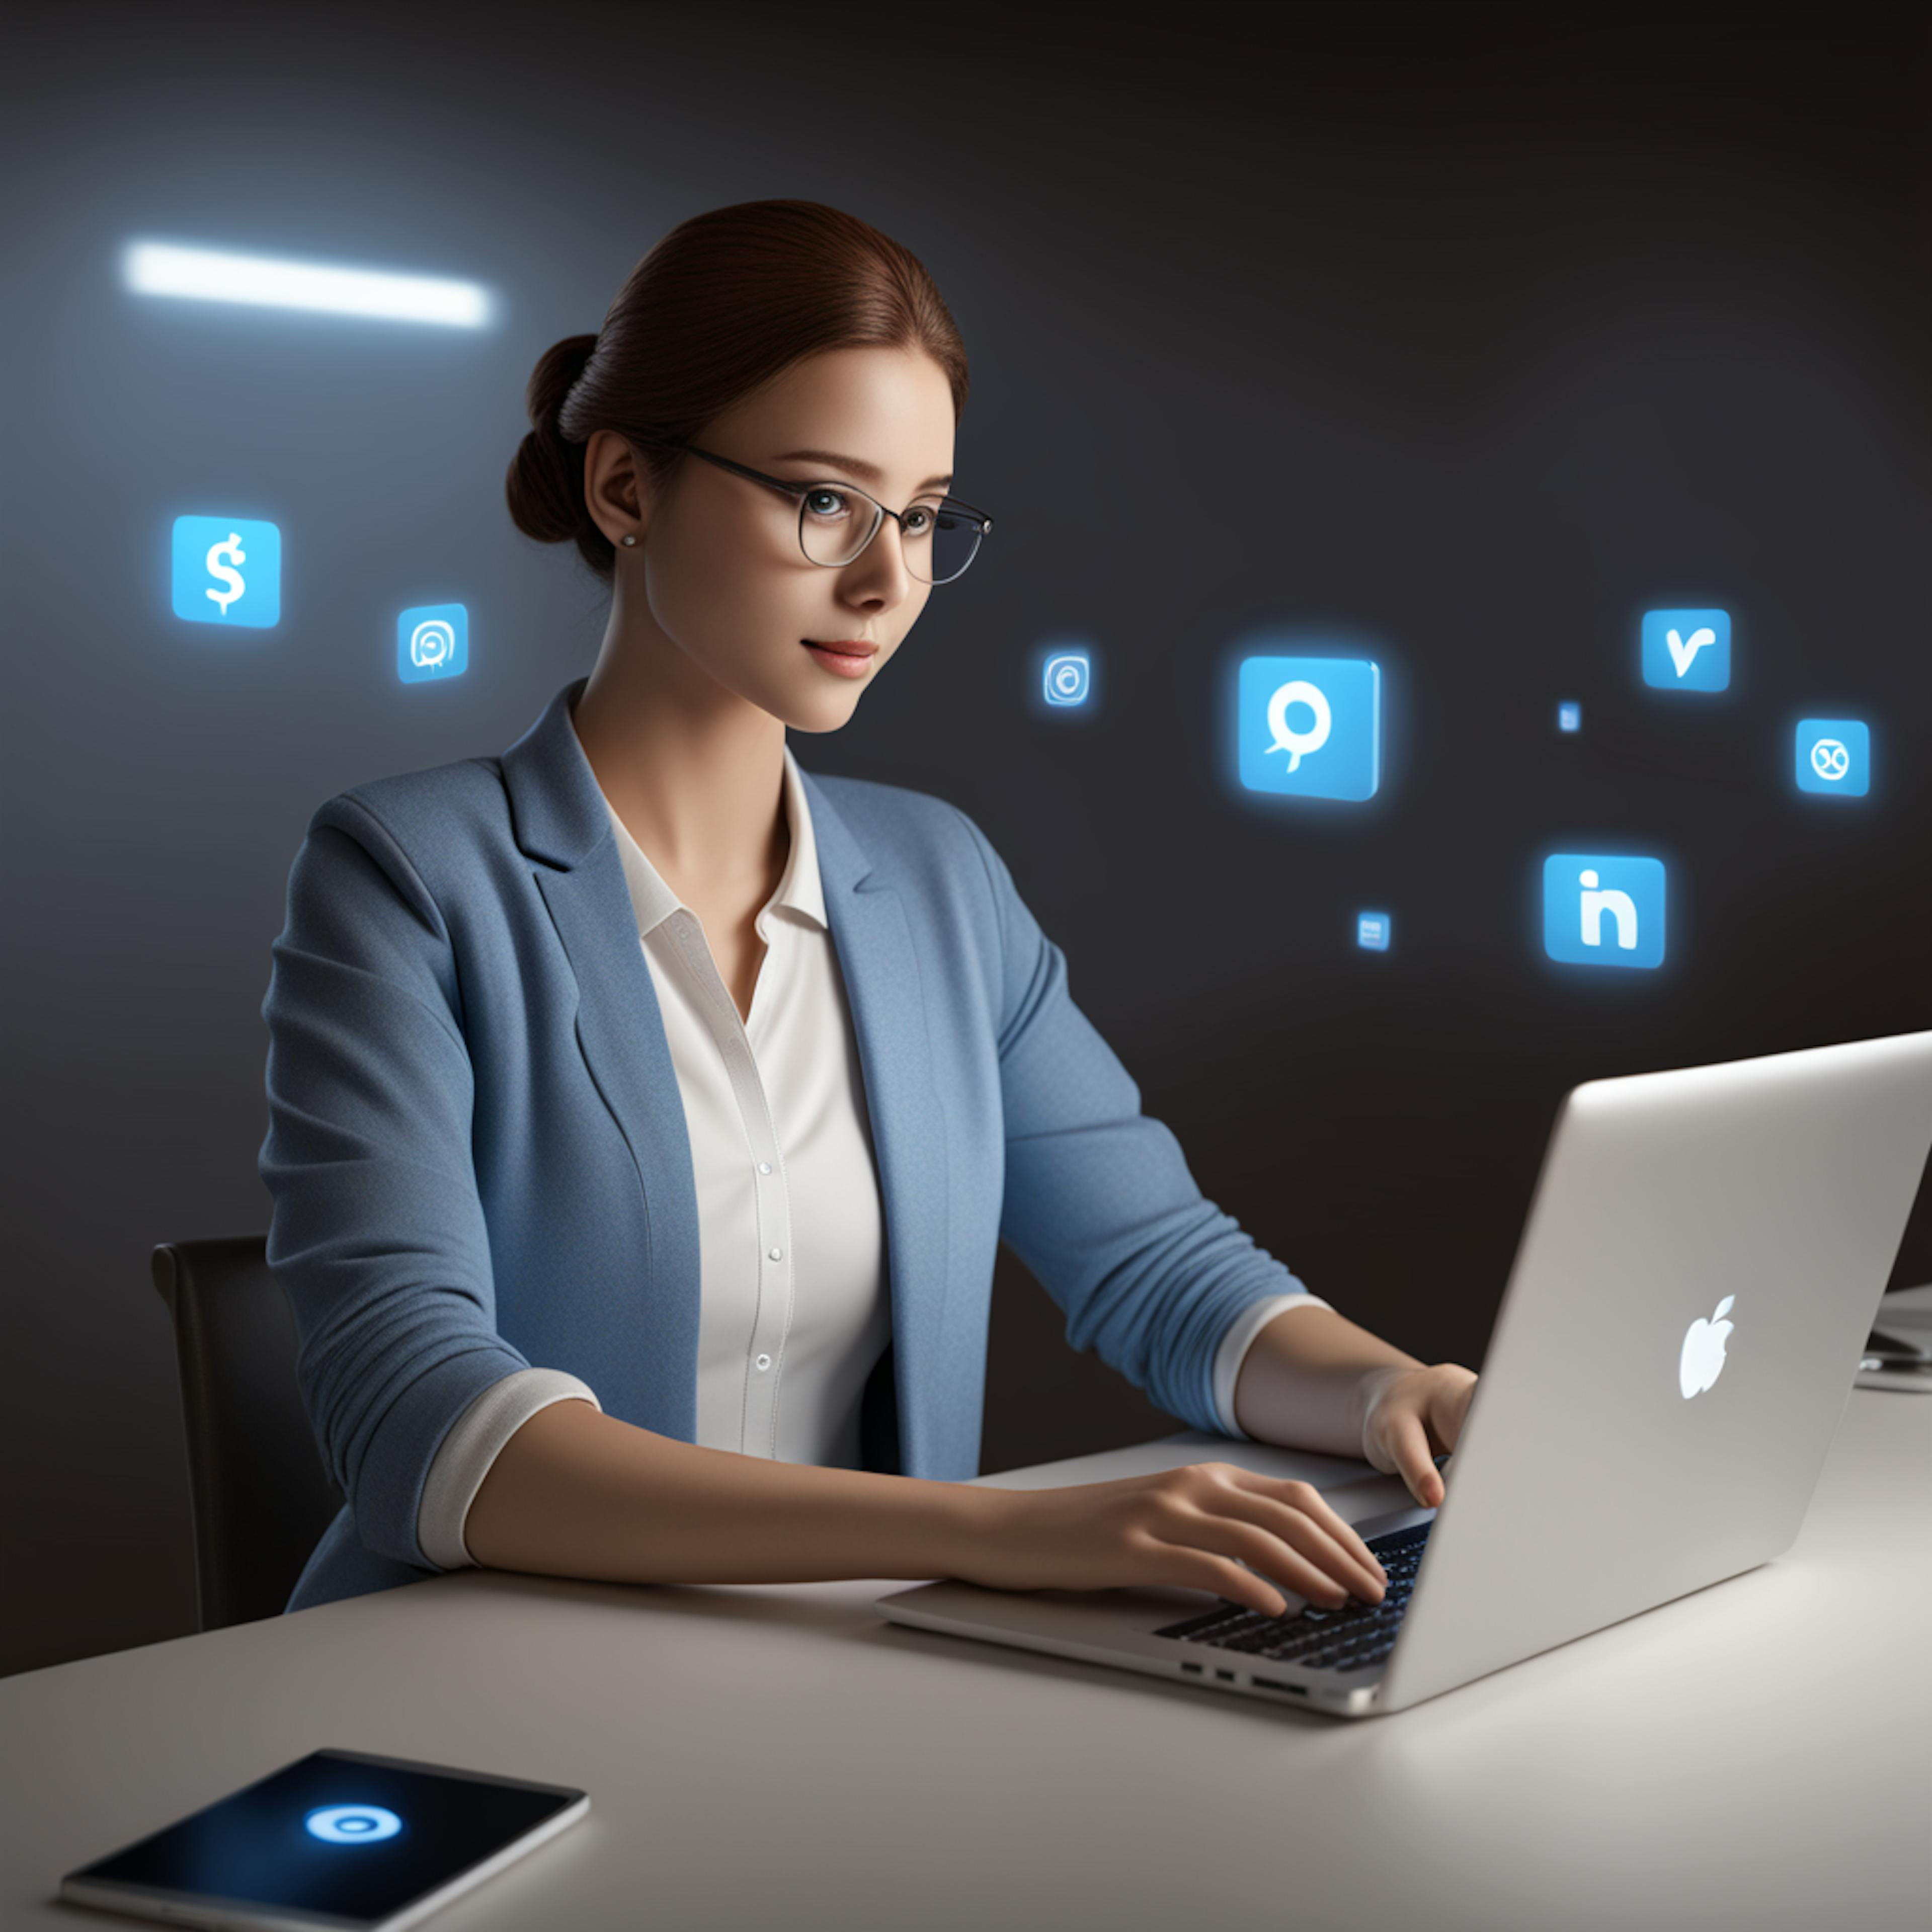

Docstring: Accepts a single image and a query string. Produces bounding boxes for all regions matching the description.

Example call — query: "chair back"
[151,1235,342,1630]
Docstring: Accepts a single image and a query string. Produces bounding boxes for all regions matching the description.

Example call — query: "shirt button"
[755,1353,772,1372]
[768,1247,782,1261]
[758,1162,772,1174]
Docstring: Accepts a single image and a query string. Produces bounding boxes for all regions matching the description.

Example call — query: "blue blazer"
[261,677,1314,1612]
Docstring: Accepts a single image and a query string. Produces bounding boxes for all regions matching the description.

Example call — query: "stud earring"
[621,534,637,547]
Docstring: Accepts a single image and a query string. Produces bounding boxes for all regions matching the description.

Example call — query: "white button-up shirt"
[415,743,1324,1568]
[613,743,891,1466]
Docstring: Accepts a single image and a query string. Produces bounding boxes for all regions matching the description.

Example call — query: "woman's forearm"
[1231,1303,1425,1455]
[460,1306,1455,1607]
[462,1398,995,1584]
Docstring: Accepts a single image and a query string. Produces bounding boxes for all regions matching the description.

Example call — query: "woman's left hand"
[1357,1363,1478,1508]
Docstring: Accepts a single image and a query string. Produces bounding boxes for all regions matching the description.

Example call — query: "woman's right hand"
[956,1462,1388,1619]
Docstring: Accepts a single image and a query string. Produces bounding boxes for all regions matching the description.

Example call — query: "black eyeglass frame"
[663,440,994,584]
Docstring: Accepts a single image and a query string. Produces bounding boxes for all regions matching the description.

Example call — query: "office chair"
[150,1235,342,1631]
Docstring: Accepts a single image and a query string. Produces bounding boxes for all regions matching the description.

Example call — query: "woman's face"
[590,345,958,734]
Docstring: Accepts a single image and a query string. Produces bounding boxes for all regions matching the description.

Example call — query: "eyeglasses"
[668,442,993,585]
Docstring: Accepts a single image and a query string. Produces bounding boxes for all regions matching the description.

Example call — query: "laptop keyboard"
[1153,1521,1432,1675]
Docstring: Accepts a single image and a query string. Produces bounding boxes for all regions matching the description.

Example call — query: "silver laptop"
[878,1030,1932,1718]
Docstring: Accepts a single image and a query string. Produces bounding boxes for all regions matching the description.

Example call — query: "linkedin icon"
[1542,854,1666,971]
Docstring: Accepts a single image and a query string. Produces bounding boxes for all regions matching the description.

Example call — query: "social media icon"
[1356,912,1391,951]
[1043,652,1089,706]
[398,603,468,683]
[1238,656,1381,801]
[1542,854,1666,970]
[1794,717,1869,796]
[171,515,281,628]
[305,1805,403,1845]
[1557,701,1581,733]
[1642,608,1730,692]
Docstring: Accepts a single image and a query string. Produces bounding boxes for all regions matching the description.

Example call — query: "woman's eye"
[902,507,934,536]
[803,488,851,520]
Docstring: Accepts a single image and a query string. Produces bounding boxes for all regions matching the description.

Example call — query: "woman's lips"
[802,639,877,679]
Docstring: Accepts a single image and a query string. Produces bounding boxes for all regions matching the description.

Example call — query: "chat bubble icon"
[1237,654,1381,801]
[1265,679,1331,772]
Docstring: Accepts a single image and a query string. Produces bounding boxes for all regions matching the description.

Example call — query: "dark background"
[4,1,1928,1679]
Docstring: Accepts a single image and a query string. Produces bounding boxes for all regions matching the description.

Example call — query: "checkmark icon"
[1642,608,1731,692]
[1664,626,1716,678]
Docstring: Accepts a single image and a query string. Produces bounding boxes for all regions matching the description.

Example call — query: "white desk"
[3,1384,1927,1931]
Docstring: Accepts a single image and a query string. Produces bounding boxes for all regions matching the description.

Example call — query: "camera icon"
[1043,653,1090,707]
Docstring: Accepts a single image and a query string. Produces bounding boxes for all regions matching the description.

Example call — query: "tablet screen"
[64,1748,584,1928]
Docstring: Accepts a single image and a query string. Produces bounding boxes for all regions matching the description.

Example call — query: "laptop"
[877,1030,1932,1718]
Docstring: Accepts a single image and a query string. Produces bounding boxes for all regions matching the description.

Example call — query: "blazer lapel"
[801,767,951,1471]
[501,681,702,1437]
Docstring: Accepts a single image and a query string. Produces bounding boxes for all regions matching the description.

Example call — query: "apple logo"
[1679,1295,1737,1399]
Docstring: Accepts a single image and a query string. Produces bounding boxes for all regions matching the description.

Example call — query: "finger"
[1385,1411,1445,1505]
[1436,1372,1477,1449]
[1230,1473,1388,1580]
[1146,1543,1289,1618]
[1212,1485,1387,1597]
[1164,1513,1370,1609]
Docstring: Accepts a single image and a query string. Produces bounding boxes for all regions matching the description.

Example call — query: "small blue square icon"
[171,515,281,628]
[398,604,468,682]
[1642,608,1730,692]
[1794,718,1869,796]
[1557,701,1581,733]
[1237,656,1381,801]
[1356,912,1391,952]
[1543,854,1666,971]
[1043,652,1089,706]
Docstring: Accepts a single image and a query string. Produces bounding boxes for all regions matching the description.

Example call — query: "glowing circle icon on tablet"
[305,1804,403,1845]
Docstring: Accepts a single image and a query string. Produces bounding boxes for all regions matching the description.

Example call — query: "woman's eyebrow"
[775,447,953,492]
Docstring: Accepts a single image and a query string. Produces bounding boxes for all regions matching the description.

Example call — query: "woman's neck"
[570,616,788,914]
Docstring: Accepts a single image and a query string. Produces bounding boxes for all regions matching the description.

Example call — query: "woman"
[261,199,1476,1620]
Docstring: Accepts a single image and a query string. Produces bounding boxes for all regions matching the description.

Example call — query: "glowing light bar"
[123,240,493,328]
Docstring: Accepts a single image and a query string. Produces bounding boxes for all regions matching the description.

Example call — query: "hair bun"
[527,333,600,434]
[504,333,603,553]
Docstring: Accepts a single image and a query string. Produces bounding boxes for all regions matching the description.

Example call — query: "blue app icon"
[1357,912,1391,952]
[1557,701,1581,733]
[398,603,468,682]
[171,515,281,628]
[1543,854,1666,970]
[1043,652,1089,706]
[1794,718,1869,797]
[1238,656,1381,801]
[1641,608,1730,692]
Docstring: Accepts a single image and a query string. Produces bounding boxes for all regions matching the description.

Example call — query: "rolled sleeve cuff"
[416,1367,602,1570]
[1211,1294,1334,1440]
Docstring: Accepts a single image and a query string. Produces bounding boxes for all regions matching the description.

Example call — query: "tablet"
[58,1748,588,1930]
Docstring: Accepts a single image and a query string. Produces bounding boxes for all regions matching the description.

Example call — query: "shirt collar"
[584,737,829,942]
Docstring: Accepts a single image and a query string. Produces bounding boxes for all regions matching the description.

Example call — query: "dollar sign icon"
[205,532,248,616]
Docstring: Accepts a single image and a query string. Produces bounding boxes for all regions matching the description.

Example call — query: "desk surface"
[4,1378,1928,1931]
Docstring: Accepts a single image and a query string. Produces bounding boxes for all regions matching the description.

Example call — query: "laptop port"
[1214,1669,1237,1681]
[1251,1676,1307,1695]
[1179,1662,1201,1674]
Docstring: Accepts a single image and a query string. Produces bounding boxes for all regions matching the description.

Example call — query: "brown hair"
[505,199,970,581]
